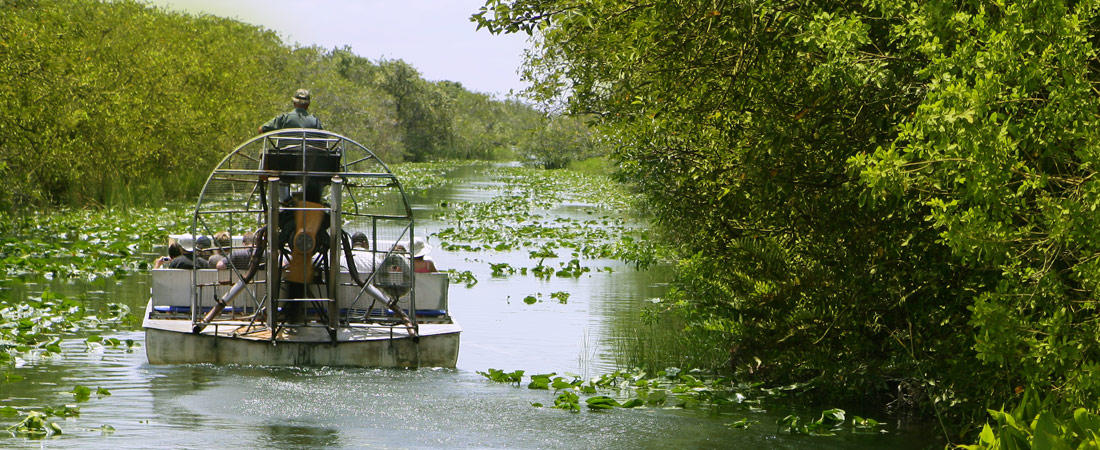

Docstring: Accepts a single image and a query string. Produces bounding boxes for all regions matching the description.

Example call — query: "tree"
[0,0,550,209]
[519,114,600,169]
[473,0,1096,434]
[852,1,1100,413]
[378,59,454,161]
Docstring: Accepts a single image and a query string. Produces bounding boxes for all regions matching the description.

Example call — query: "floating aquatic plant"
[0,206,188,282]
[477,365,886,434]
[476,368,525,385]
[550,292,570,304]
[5,410,61,438]
[444,269,478,288]
[0,290,134,365]
[431,165,665,277]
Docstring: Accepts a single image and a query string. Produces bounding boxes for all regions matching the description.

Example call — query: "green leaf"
[585,395,621,410]
[72,385,92,401]
[527,374,552,390]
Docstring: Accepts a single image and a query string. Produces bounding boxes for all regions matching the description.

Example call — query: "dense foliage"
[0,0,602,210]
[474,0,1100,441]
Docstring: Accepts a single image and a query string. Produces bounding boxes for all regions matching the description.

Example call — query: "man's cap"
[292,89,311,104]
[351,232,368,244]
[195,235,213,250]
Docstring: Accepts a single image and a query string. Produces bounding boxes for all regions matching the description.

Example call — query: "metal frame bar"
[328,176,342,336]
[266,177,281,334]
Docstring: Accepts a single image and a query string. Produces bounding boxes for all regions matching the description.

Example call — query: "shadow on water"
[0,163,944,449]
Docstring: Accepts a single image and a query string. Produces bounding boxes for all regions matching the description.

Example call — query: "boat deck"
[144,314,461,343]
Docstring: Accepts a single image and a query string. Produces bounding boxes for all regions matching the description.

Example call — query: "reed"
[610,306,729,374]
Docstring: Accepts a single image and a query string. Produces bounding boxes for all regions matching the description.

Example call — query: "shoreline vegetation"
[471,0,1100,447]
[0,0,603,211]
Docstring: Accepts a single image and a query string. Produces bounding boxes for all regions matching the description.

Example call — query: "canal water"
[0,164,942,449]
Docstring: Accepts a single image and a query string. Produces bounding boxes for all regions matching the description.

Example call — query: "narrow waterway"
[0,164,941,449]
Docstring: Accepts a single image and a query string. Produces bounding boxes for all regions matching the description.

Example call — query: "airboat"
[142,129,459,367]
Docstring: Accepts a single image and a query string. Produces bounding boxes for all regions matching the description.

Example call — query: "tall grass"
[610,305,730,374]
[99,168,210,209]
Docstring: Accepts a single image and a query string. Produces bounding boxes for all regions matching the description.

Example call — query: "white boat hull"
[143,303,461,368]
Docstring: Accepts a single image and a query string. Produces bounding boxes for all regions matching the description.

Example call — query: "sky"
[145,0,533,97]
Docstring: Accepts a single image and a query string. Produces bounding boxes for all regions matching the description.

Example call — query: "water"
[0,164,942,449]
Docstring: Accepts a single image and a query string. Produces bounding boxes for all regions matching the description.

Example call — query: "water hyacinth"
[0,206,188,282]
[432,165,663,273]
[479,367,766,414]
[0,290,133,363]
[0,290,132,438]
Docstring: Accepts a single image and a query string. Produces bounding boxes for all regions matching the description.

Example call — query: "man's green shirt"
[261,108,323,132]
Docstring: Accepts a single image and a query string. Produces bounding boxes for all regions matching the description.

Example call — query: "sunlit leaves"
[552,389,580,412]
[70,385,91,401]
[853,0,1100,415]
[444,269,478,288]
[476,368,525,385]
[0,289,133,363]
[777,408,849,436]
[960,390,1100,449]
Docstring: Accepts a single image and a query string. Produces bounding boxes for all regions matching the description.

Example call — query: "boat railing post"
[408,224,418,337]
[328,176,343,340]
[267,177,281,336]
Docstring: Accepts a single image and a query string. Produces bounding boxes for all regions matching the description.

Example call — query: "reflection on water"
[0,164,941,449]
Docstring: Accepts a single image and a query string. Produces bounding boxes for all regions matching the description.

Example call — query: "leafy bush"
[472,0,1100,441]
[959,390,1100,450]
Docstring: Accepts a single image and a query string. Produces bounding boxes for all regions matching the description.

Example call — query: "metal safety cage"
[188,129,418,337]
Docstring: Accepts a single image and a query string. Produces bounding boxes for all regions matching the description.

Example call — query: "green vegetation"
[478,365,889,435]
[478,367,755,413]
[777,408,887,437]
[0,206,187,281]
[958,389,1100,450]
[612,301,731,376]
[0,289,133,438]
[474,0,1100,444]
[7,411,62,438]
[0,290,133,362]
[433,165,660,269]
[0,0,599,211]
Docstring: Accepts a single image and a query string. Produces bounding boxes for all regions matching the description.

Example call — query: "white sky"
[145,0,532,97]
